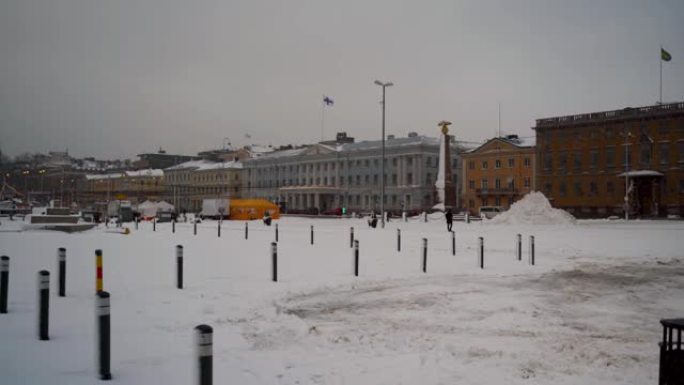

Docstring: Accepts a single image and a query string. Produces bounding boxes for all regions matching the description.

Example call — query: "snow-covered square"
[1,210,682,385]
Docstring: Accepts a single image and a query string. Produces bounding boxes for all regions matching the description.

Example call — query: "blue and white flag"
[323,95,334,106]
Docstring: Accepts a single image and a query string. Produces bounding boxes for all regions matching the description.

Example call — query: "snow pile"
[488,191,576,225]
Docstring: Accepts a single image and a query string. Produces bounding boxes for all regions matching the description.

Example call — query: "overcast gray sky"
[1,0,683,159]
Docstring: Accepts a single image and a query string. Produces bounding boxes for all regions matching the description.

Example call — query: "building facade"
[461,135,535,214]
[534,101,684,218]
[242,133,466,213]
[164,160,242,212]
[81,169,166,205]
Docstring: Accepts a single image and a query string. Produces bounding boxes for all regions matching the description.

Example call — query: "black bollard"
[172,219,175,233]
[58,248,66,297]
[96,291,112,380]
[397,229,401,252]
[244,222,248,240]
[38,270,50,340]
[275,223,279,242]
[135,217,138,230]
[176,245,183,289]
[517,234,522,261]
[424,212,428,223]
[422,238,428,273]
[195,324,213,385]
[350,227,354,248]
[194,221,197,236]
[466,213,470,224]
[153,218,156,232]
[451,231,456,256]
[310,225,314,245]
[271,242,278,282]
[354,240,359,277]
[217,220,221,238]
[478,237,484,269]
[529,235,535,266]
[0,256,9,313]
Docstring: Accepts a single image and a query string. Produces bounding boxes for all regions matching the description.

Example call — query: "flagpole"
[660,45,663,104]
[320,97,325,142]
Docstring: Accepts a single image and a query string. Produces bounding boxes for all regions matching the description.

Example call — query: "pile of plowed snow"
[488,191,576,225]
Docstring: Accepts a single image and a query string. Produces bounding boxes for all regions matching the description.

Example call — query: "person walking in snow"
[445,208,453,232]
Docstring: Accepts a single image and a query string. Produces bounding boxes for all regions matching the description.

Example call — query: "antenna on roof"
[497,101,501,138]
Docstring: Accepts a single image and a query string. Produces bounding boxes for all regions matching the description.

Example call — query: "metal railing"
[536,102,684,127]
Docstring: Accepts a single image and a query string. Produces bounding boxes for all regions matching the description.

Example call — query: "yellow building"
[461,135,536,215]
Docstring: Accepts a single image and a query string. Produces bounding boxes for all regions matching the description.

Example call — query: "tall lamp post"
[374,80,393,228]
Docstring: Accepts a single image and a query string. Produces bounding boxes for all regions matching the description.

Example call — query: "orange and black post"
[95,249,104,292]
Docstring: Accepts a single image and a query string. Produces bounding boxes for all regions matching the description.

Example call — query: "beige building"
[164,160,242,212]
[81,169,166,205]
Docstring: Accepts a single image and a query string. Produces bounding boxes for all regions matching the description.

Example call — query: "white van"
[479,206,503,219]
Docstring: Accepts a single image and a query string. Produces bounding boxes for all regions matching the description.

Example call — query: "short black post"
[172,219,176,233]
[466,213,470,224]
[422,238,428,273]
[176,245,183,289]
[424,212,428,223]
[310,225,314,245]
[451,231,456,256]
[516,234,522,261]
[38,270,50,340]
[271,242,278,282]
[244,222,248,239]
[153,218,156,232]
[217,220,221,238]
[195,324,213,385]
[58,247,66,297]
[354,240,359,277]
[0,256,9,313]
[96,291,112,380]
[135,217,138,230]
[529,235,535,265]
[275,223,279,242]
[478,236,484,269]
[397,229,401,252]
[194,221,197,236]
[350,227,354,248]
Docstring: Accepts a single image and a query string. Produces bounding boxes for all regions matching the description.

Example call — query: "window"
[356,175,360,185]
[392,158,397,166]
[392,174,397,185]
[508,158,515,168]
[624,144,632,166]
[640,143,652,166]
[495,159,501,169]
[373,174,378,185]
[573,181,583,196]
[607,181,614,194]
[573,152,582,173]
[508,178,515,189]
[679,142,684,163]
[605,127,614,139]
[482,161,489,169]
[559,152,568,173]
[495,178,501,189]
[469,180,475,189]
[544,182,552,195]
[469,161,475,170]
[559,182,567,197]
[374,159,379,167]
[365,160,370,167]
[365,175,370,184]
[606,147,615,169]
[495,197,501,206]
[426,157,431,167]
[589,181,598,196]
[426,173,432,184]
[657,143,669,165]
[524,177,530,188]
[481,178,488,189]
[590,150,598,169]
[407,157,413,166]
[543,152,552,170]
[407,173,413,184]
[524,157,531,167]
[323,177,327,185]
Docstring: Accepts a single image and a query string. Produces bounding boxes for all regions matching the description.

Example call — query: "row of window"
[469,157,532,170]
[253,155,459,176]
[254,173,459,189]
[468,177,531,190]
[166,172,239,183]
[539,123,684,143]
[542,142,684,171]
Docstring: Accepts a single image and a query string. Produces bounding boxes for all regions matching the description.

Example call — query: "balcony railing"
[535,102,684,128]
[476,187,518,196]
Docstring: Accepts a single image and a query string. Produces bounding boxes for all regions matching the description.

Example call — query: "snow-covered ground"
[1,216,682,384]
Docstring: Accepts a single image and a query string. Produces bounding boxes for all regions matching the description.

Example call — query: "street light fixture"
[374,79,393,228]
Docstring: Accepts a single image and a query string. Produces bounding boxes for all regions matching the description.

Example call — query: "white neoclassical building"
[242,132,468,213]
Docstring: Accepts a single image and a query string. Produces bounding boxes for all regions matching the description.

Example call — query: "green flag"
[661,47,672,62]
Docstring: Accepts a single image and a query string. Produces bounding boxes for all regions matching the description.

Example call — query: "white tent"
[137,200,175,219]
[156,201,175,213]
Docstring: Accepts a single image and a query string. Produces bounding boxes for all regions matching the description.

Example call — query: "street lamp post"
[623,128,631,220]
[374,80,393,228]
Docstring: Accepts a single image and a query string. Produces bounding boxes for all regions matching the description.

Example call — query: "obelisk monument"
[435,120,456,208]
